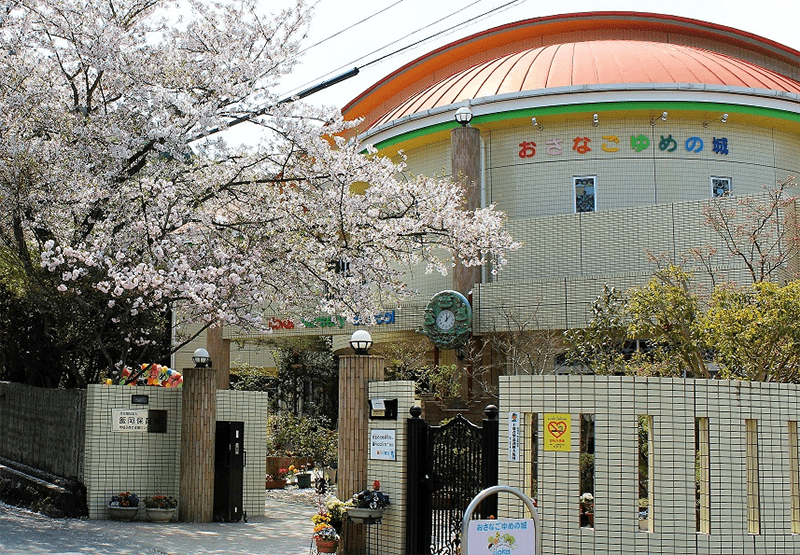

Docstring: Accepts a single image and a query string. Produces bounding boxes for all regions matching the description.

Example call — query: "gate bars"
[406,405,499,555]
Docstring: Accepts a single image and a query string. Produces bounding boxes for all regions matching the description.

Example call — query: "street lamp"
[349,330,373,355]
[192,348,212,368]
[454,106,473,127]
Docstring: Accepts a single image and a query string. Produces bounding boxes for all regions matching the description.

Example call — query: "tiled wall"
[84,385,268,520]
[366,380,416,555]
[499,375,800,555]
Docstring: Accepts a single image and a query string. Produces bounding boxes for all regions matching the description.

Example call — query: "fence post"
[406,405,429,555]
[481,405,499,519]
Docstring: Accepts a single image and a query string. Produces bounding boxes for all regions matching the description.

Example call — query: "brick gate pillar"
[339,353,384,553]
[179,366,217,522]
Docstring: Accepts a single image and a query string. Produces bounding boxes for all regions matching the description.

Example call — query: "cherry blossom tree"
[0,0,517,385]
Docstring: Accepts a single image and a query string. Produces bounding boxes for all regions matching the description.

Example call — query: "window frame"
[574,175,597,213]
[710,176,732,198]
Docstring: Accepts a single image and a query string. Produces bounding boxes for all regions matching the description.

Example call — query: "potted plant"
[312,524,340,553]
[312,492,345,535]
[296,463,313,489]
[108,492,140,520]
[345,480,390,524]
[580,492,594,528]
[143,495,178,522]
[265,467,289,489]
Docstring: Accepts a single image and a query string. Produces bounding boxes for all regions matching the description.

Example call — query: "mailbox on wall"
[368,398,398,420]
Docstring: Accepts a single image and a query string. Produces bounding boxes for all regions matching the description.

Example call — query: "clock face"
[435,309,455,331]
[421,290,472,349]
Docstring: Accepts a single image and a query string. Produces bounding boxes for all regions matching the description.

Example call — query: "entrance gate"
[406,405,499,555]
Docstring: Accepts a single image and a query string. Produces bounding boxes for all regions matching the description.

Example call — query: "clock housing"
[420,290,472,349]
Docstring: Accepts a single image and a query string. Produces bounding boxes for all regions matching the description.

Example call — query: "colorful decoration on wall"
[519,132,729,158]
[266,310,398,331]
[104,363,184,387]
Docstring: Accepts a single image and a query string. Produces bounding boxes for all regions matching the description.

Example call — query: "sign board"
[467,519,537,555]
[369,429,396,460]
[543,413,571,451]
[112,409,150,432]
[508,412,521,461]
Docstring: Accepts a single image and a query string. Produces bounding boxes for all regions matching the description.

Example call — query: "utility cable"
[298,0,407,56]
[282,0,526,99]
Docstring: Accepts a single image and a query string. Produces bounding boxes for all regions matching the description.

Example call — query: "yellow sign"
[544,413,571,451]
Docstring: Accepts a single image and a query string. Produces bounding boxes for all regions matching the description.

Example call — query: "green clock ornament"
[420,290,472,349]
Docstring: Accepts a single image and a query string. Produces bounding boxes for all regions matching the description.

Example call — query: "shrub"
[267,412,337,468]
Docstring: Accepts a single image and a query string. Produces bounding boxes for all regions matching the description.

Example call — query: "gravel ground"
[0,486,325,555]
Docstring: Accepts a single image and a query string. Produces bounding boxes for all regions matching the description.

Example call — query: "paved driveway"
[0,497,316,555]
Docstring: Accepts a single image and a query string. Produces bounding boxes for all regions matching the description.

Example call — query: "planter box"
[265,478,287,490]
[315,538,339,553]
[146,507,177,522]
[296,473,312,489]
[107,505,139,521]
[265,456,313,477]
[346,507,384,524]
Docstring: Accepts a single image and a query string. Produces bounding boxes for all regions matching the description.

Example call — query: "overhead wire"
[297,0,407,56]
[281,0,527,99]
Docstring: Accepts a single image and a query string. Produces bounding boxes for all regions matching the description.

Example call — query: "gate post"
[339,352,384,553]
[406,405,429,555]
[481,405,499,519]
[179,366,217,522]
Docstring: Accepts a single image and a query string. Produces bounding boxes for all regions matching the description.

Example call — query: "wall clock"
[420,290,472,349]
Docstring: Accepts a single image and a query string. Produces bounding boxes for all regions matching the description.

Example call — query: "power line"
[298,0,406,56]
[282,0,527,99]
[361,0,525,70]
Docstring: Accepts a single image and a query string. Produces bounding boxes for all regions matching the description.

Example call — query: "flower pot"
[265,478,287,490]
[315,538,339,553]
[297,472,312,489]
[107,505,139,521]
[346,507,384,524]
[146,507,177,522]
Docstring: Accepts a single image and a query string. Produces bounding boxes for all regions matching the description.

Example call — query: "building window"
[711,176,731,197]
[574,176,596,213]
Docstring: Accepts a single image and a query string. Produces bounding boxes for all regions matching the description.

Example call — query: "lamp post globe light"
[192,348,212,368]
[349,329,373,355]
[454,106,473,127]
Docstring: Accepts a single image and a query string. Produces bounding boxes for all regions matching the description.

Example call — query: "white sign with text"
[468,519,537,555]
[112,409,149,432]
[508,412,521,461]
[369,428,396,461]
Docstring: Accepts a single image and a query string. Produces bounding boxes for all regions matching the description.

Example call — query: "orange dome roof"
[372,40,800,128]
[343,13,800,136]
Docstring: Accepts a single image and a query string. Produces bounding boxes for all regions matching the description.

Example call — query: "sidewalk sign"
[461,485,539,555]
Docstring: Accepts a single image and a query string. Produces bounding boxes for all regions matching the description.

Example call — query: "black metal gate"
[406,405,499,555]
